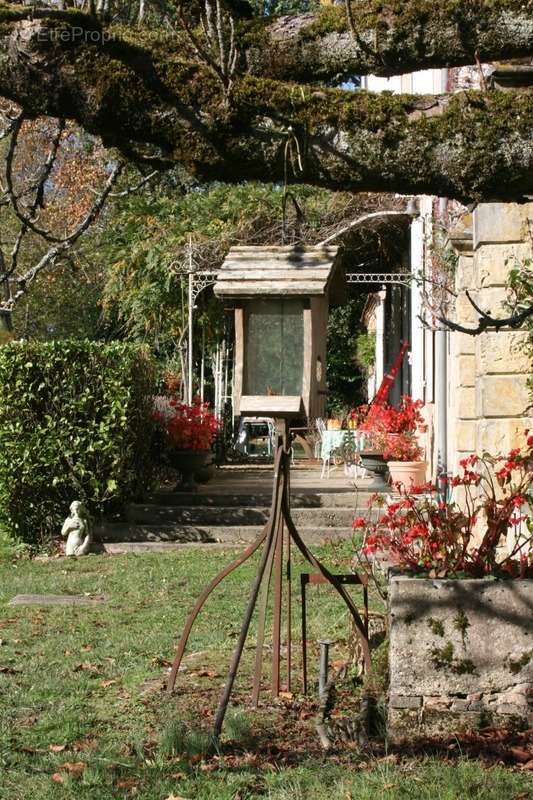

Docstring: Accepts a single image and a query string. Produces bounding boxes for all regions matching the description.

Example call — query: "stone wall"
[388,576,533,742]
[474,204,532,457]
[448,203,532,472]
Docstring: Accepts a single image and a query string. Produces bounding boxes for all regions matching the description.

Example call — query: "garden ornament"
[61,501,92,556]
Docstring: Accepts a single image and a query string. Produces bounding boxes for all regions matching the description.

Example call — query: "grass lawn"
[0,544,531,800]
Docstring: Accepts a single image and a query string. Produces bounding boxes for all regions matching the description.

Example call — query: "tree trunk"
[0,8,532,202]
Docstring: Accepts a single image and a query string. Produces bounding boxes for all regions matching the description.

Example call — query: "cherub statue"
[61,501,92,557]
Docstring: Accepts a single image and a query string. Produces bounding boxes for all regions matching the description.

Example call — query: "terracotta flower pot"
[387,460,427,491]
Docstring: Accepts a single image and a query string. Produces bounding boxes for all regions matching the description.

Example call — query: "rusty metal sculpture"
[167,437,371,741]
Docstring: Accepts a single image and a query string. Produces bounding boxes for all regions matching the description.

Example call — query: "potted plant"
[353,435,533,741]
[357,396,426,487]
[154,396,219,490]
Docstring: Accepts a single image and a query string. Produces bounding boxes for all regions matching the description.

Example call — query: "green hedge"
[0,340,156,545]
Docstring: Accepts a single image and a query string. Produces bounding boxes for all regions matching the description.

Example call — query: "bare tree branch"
[1,160,124,312]
[432,290,533,335]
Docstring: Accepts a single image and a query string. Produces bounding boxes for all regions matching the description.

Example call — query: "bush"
[0,340,156,546]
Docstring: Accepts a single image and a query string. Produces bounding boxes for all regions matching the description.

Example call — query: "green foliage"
[249,0,320,15]
[355,332,375,375]
[0,526,28,561]
[159,718,213,759]
[0,340,156,546]
[98,180,367,388]
[326,294,367,414]
[11,260,105,342]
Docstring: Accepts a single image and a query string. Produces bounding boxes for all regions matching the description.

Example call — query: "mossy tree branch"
[0,8,532,202]
[248,1,533,83]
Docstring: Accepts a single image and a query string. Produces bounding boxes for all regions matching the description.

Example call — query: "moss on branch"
[0,6,531,202]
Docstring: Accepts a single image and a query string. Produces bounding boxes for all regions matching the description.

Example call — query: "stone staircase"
[97,482,373,553]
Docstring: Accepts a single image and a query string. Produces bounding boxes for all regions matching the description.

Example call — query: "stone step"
[96,523,354,546]
[125,504,359,527]
[101,541,242,554]
[147,490,373,508]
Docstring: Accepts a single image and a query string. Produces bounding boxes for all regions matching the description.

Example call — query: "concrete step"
[147,490,371,508]
[96,523,354,546]
[101,541,242,554]
[125,504,359,527]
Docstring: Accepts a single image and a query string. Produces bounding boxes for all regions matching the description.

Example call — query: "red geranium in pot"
[154,396,220,489]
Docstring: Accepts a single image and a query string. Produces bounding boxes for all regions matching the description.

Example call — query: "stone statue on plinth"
[61,501,92,556]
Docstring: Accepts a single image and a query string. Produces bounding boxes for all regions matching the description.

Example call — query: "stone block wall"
[448,203,532,472]
[388,577,533,742]
[474,204,532,457]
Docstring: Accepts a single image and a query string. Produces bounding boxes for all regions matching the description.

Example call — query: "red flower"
[156,397,220,451]
[352,517,366,529]
[353,441,532,579]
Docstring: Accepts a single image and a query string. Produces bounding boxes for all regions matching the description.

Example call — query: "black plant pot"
[359,451,389,488]
[169,449,211,491]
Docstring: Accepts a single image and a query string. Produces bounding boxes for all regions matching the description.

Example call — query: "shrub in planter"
[354,436,533,740]
[0,340,156,546]
[355,434,533,578]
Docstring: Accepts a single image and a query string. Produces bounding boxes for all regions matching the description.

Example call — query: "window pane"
[245,298,304,396]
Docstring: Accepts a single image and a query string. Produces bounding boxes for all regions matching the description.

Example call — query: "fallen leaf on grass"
[81,644,93,652]
[508,747,533,763]
[164,795,191,800]
[51,773,64,784]
[72,737,98,752]
[116,778,139,789]
[194,670,219,679]
[73,662,100,672]
[199,762,218,773]
[0,666,19,674]
[60,761,86,775]
[101,679,117,688]
[49,744,67,753]
[170,772,186,780]
[151,656,172,668]
[279,691,293,700]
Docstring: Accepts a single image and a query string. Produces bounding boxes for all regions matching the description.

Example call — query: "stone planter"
[168,449,211,491]
[388,576,533,742]
[387,460,427,490]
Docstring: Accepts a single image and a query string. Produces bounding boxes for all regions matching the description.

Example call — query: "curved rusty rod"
[212,496,280,739]
[250,516,278,707]
[280,454,372,673]
[166,447,285,694]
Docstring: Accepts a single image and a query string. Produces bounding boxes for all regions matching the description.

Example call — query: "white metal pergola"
[184,207,416,407]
